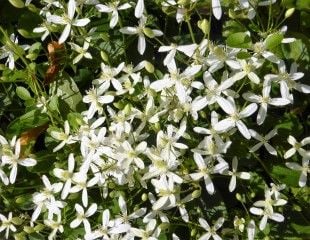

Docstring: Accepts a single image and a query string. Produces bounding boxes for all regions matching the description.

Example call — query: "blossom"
[0,212,16,239]
[158,43,197,66]
[264,60,309,102]
[232,57,264,84]
[47,0,90,43]
[1,138,37,184]
[190,152,228,194]
[53,153,76,199]
[249,189,286,230]
[96,1,131,28]
[198,217,224,240]
[120,15,163,55]
[249,129,278,155]
[130,219,161,239]
[83,86,114,119]
[44,215,64,240]
[225,157,251,192]
[69,38,92,64]
[215,97,257,139]
[151,175,177,210]
[70,203,97,234]
[50,121,77,152]
[284,135,310,159]
[243,81,290,125]
[286,158,309,187]
[0,34,29,70]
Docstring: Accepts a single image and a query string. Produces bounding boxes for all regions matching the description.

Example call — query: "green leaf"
[7,110,49,137]
[52,73,86,114]
[17,12,42,38]
[265,33,284,50]
[28,233,44,240]
[291,223,310,235]
[226,32,252,48]
[8,0,24,8]
[236,51,252,59]
[16,86,31,100]
[270,165,300,187]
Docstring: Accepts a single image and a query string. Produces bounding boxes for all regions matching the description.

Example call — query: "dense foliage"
[0,0,309,239]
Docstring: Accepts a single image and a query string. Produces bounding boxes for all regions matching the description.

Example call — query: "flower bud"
[285,8,295,19]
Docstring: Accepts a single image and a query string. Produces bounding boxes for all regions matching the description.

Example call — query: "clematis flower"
[215,97,257,139]
[198,217,224,240]
[249,129,278,155]
[69,38,92,64]
[120,15,163,55]
[284,135,310,159]
[96,1,131,28]
[47,0,90,43]
[0,212,16,239]
[70,203,97,234]
[286,158,309,187]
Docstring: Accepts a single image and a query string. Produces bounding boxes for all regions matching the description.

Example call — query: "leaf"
[265,33,284,50]
[16,86,31,100]
[8,0,24,8]
[6,110,49,138]
[28,233,45,240]
[52,72,86,113]
[226,32,252,48]
[270,165,300,187]
[291,223,310,235]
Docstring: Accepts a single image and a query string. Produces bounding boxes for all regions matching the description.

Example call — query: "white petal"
[236,121,251,139]
[59,24,71,44]
[138,35,146,55]
[68,0,76,19]
[214,118,235,132]
[264,143,277,155]
[229,176,236,192]
[284,148,296,159]
[135,0,144,18]
[96,4,112,13]
[257,104,267,125]
[212,0,222,20]
[240,103,258,118]
[217,97,235,115]
[73,18,90,27]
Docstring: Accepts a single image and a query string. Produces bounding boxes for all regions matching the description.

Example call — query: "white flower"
[190,152,228,194]
[1,138,37,184]
[249,129,278,155]
[53,153,76,199]
[243,82,290,125]
[85,209,129,240]
[44,215,64,240]
[93,62,124,92]
[70,203,97,234]
[286,158,309,187]
[284,135,310,159]
[206,45,240,73]
[151,175,177,210]
[215,97,257,139]
[225,157,251,192]
[0,34,29,70]
[83,86,114,119]
[249,189,286,230]
[0,212,16,239]
[252,39,280,63]
[232,57,264,84]
[69,38,92,64]
[96,1,131,28]
[50,121,77,152]
[158,43,197,66]
[120,15,163,55]
[264,60,309,103]
[192,71,236,106]
[131,219,161,239]
[47,0,90,43]
[70,171,99,207]
[198,217,224,240]
[117,140,147,169]
[150,63,201,103]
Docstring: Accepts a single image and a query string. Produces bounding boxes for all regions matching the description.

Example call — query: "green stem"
[186,20,196,43]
